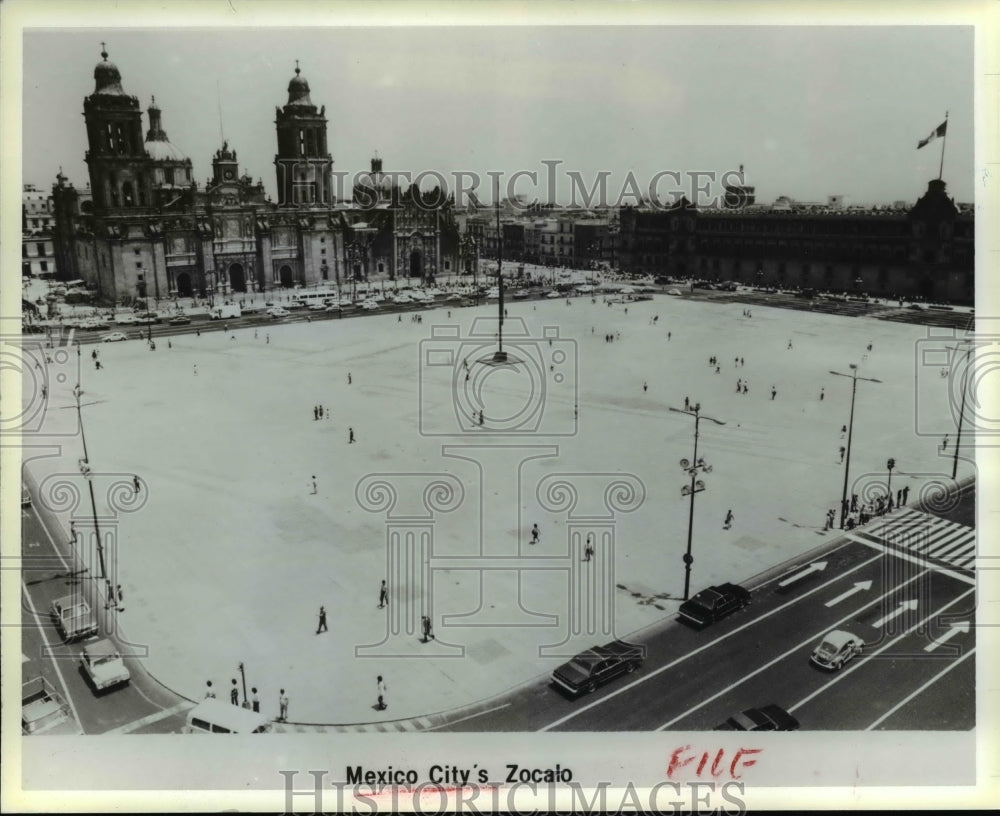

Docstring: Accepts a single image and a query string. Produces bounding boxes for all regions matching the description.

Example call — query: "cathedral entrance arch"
[228,263,246,293]
[176,272,193,298]
[410,250,423,280]
[279,265,294,288]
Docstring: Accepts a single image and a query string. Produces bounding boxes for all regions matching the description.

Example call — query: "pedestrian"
[311,475,317,494]
[684,396,690,410]
[230,679,239,706]
[903,485,910,504]
[770,386,777,400]
[70,521,77,544]
[742,383,748,394]
[376,676,388,710]
[279,689,289,722]
[896,488,903,507]
[839,446,846,463]
[205,680,216,699]
[167,339,172,349]
[715,365,720,374]
[95,359,102,370]
[723,509,734,530]
[820,388,825,401]
[266,333,270,344]
[196,328,201,337]
[251,687,260,712]
[133,474,140,493]
[642,381,648,392]
[378,580,388,608]
[116,584,124,611]
[531,523,540,545]
[92,349,98,360]
[478,410,484,426]
[318,404,324,418]
[349,427,355,444]
[421,615,435,642]
[736,379,742,393]
[941,434,949,452]
[41,384,48,400]
[668,332,671,341]
[325,407,330,419]
[348,372,352,385]
[193,364,198,376]
[851,493,859,513]
[740,357,744,366]
[840,424,847,439]
[254,329,258,339]
[583,534,595,562]
[787,340,793,350]
[316,605,328,634]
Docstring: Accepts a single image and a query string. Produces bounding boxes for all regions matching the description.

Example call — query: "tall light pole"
[74,342,108,581]
[948,340,974,480]
[887,457,895,509]
[831,364,882,528]
[669,403,725,600]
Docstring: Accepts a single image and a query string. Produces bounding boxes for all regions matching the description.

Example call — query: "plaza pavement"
[19,290,970,725]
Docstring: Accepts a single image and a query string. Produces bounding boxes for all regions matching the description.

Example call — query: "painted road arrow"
[778,561,828,588]
[872,599,918,629]
[923,621,971,652]
[824,580,873,607]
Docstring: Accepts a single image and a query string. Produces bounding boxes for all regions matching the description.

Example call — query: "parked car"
[168,315,191,325]
[80,639,130,692]
[308,303,327,311]
[101,331,128,342]
[677,583,751,627]
[714,704,799,731]
[810,630,864,670]
[546,290,561,299]
[360,300,380,311]
[551,640,644,696]
[50,595,98,641]
[324,303,342,313]
[267,307,290,318]
[666,289,683,296]
[512,289,530,299]
[22,677,76,735]
[445,293,463,301]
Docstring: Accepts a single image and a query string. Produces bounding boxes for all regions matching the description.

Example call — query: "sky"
[21,25,974,206]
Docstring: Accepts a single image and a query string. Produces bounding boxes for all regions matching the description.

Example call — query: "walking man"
[421,615,435,643]
[348,372,352,385]
[376,676,388,710]
[311,475,317,495]
[133,475,140,494]
[902,485,910,504]
[230,679,239,706]
[378,580,388,608]
[941,434,949,452]
[316,605,328,634]
[278,689,289,722]
[643,381,648,392]
[251,687,260,712]
[116,584,124,611]
[770,386,777,400]
[839,446,846,463]
[349,427,355,444]
[583,534,595,562]
[820,388,825,401]
[530,523,540,545]
[723,509,734,530]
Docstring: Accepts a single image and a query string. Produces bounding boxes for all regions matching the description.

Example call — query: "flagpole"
[938,110,948,181]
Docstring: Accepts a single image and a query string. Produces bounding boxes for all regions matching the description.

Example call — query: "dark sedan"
[714,704,799,731]
[551,640,645,696]
[677,582,751,627]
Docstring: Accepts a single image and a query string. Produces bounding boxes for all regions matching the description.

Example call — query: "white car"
[485,288,500,299]
[392,294,413,304]
[307,303,326,311]
[810,630,864,670]
[546,290,561,299]
[323,303,342,313]
[361,300,379,311]
[80,639,130,692]
[101,331,128,342]
[267,307,290,318]
[666,289,683,296]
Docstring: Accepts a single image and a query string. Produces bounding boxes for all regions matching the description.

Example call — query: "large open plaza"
[22,292,971,723]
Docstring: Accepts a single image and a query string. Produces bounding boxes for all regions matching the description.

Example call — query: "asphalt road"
[435,482,976,732]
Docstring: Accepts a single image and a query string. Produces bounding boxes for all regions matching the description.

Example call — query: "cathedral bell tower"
[82,45,152,213]
[274,61,333,207]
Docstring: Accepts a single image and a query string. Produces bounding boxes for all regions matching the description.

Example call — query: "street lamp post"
[669,403,725,600]
[887,457,895,510]
[238,661,248,707]
[74,343,108,582]
[830,364,883,528]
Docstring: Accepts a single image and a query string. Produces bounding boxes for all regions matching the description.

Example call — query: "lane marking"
[845,533,975,585]
[653,569,931,730]
[540,551,886,731]
[865,646,976,730]
[101,700,194,734]
[21,579,84,733]
[426,703,511,731]
[788,587,975,714]
[923,621,971,653]
[777,560,828,588]
[825,580,872,607]
[871,599,918,629]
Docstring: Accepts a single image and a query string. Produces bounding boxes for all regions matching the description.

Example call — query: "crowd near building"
[40,49,973,306]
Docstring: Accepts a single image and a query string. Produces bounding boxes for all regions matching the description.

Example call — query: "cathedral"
[51,48,460,303]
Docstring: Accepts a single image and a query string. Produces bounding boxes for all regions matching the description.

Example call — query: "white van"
[182,699,272,734]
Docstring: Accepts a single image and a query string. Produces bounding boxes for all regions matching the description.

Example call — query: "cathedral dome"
[93,46,125,96]
[144,97,187,162]
[286,63,314,106]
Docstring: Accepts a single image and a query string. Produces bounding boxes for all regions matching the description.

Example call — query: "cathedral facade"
[51,50,459,304]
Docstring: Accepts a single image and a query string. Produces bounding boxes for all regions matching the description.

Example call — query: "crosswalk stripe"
[861,508,975,571]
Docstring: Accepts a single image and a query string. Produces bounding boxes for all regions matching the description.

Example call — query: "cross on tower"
[100,42,107,58]
[295,59,300,74]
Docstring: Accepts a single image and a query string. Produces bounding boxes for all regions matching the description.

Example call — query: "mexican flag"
[917,120,947,150]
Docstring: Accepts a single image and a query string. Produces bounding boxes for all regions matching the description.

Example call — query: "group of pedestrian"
[312,404,330,420]
[603,332,621,343]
